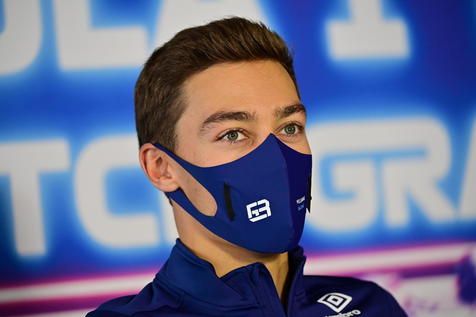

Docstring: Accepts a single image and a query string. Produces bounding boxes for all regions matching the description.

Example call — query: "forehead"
[180,60,300,122]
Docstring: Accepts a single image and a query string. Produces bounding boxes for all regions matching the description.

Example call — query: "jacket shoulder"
[86,280,182,317]
[303,274,377,291]
[86,307,129,317]
[86,295,138,317]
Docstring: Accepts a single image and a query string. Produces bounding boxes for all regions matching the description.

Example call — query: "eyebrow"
[274,103,307,119]
[200,111,256,134]
[199,103,306,134]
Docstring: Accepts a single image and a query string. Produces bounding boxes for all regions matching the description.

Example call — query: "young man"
[87,17,407,316]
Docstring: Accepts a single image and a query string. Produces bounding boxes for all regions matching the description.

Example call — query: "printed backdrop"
[1,0,475,316]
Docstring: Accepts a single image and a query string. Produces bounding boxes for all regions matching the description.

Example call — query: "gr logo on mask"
[154,134,312,253]
[246,199,271,222]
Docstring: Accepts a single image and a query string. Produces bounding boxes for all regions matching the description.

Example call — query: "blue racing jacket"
[87,240,407,316]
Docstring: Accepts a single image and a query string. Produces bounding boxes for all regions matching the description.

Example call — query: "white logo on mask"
[317,292,352,313]
[296,195,306,211]
[246,199,271,222]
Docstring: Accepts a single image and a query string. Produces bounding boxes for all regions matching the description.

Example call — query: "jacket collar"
[155,239,307,308]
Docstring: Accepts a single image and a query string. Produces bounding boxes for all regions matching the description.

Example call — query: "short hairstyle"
[135,16,299,151]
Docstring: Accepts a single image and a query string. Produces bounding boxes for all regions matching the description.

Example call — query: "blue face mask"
[154,134,312,253]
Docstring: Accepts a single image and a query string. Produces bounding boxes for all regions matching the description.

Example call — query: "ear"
[139,143,179,192]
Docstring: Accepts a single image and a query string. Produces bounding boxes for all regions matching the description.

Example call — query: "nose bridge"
[234,132,278,162]
[250,111,281,148]
[261,132,277,143]
[255,133,281,155]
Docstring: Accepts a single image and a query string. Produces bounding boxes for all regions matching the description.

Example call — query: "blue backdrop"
[1,0,475,316]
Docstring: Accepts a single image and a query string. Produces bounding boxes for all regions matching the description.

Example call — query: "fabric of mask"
[153,134,312,253]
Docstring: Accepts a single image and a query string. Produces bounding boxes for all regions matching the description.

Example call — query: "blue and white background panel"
[0,0,475,316]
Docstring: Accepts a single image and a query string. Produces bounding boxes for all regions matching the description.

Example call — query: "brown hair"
[135,16,298,151]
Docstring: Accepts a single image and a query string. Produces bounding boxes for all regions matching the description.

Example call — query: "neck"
[174,204,290,300]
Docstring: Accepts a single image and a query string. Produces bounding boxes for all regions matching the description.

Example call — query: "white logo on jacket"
[317,292,352,313]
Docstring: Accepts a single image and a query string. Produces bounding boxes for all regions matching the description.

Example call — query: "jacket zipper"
[253,264,287,317]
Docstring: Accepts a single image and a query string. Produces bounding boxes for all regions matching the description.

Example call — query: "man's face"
[170,60,311,215]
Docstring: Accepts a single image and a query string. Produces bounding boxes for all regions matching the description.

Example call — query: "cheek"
[296,135,312,155]
[203,146,260,167]
[190,143,251,167]
[183,144,219,167]
[175,132,208,164]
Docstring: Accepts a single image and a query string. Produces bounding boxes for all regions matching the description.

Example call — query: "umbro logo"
[317,292,352,313]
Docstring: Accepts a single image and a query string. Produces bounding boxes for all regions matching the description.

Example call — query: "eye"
[217,129,246,143]
[280,123,302,136]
